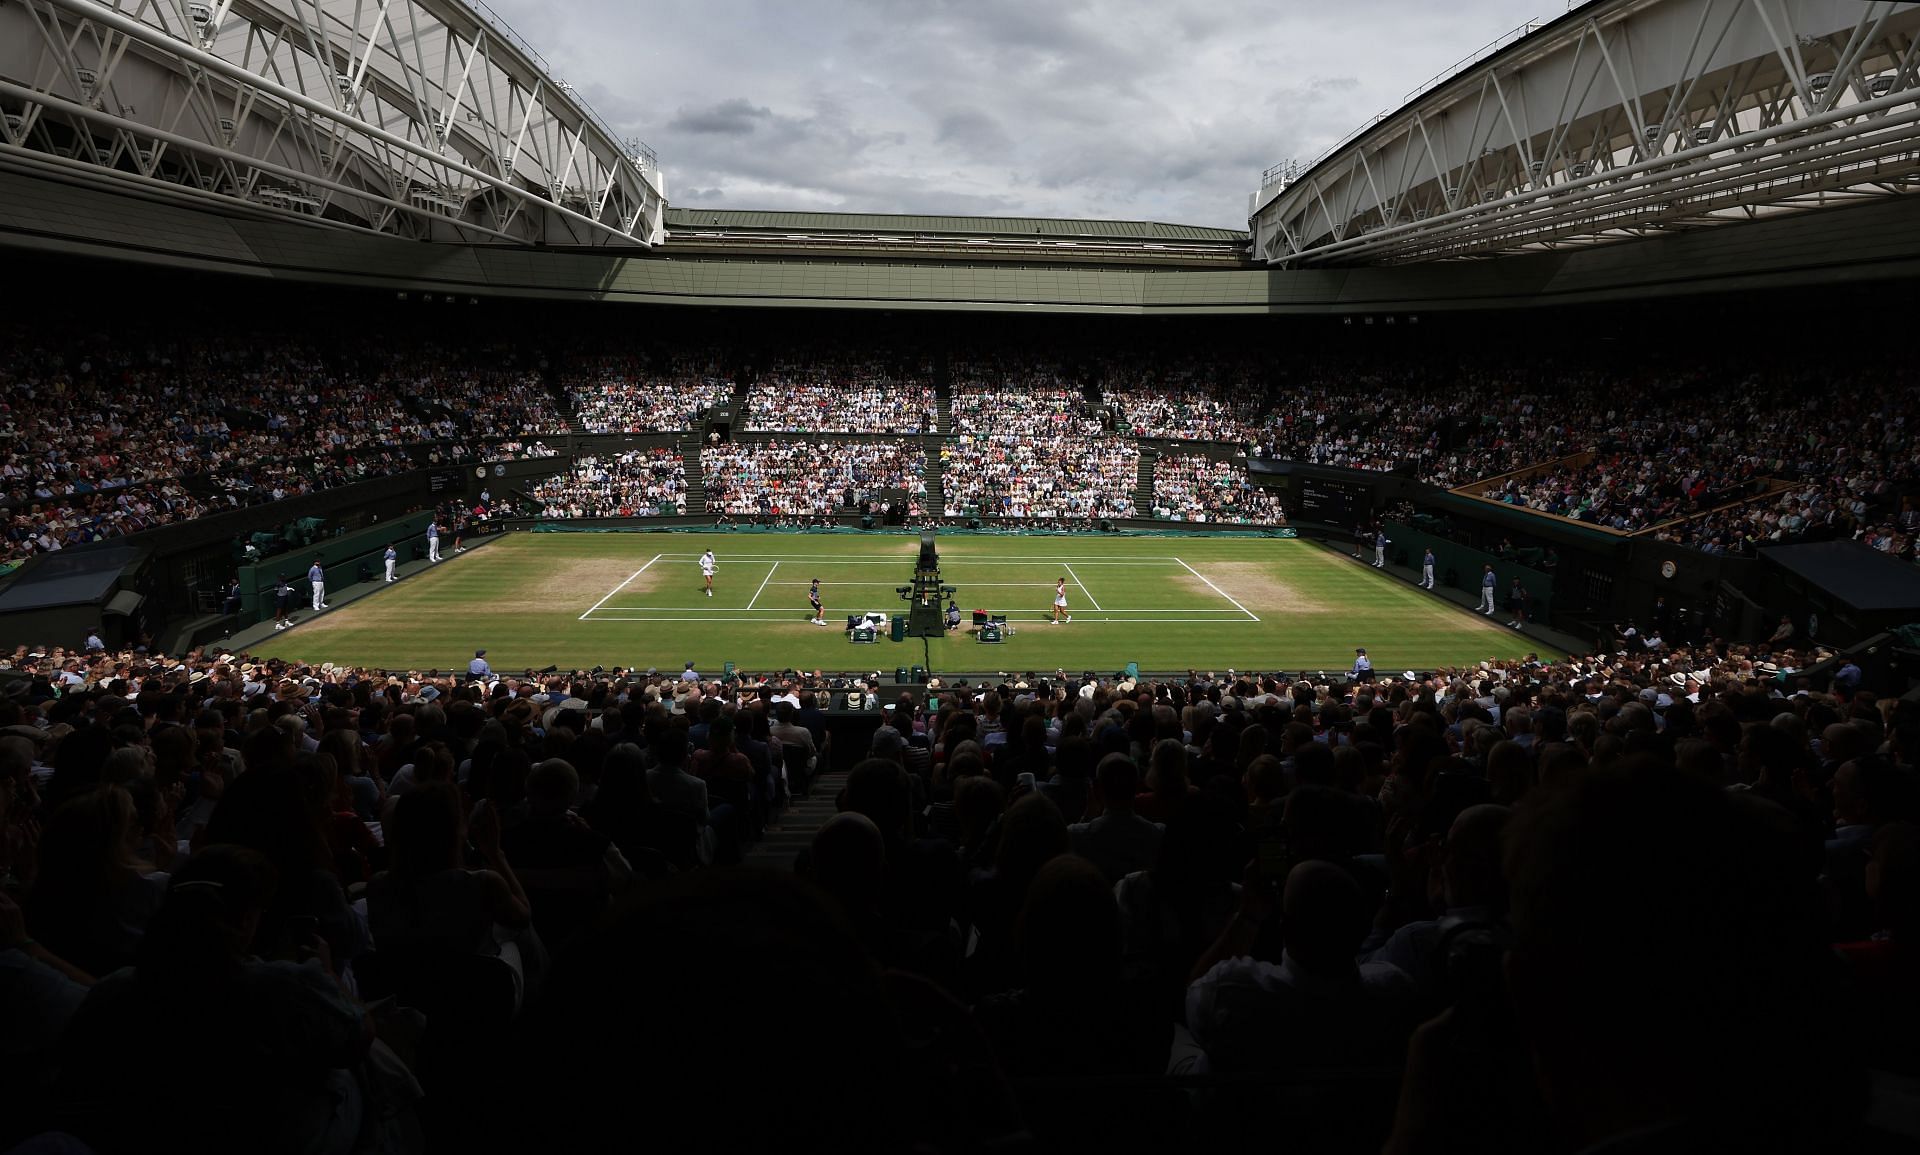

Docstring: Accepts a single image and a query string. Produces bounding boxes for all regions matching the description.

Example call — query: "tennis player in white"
[701,549,716,597]
[1052,577,1071,624]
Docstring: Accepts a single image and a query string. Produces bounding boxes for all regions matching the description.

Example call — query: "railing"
[465,0,659,177]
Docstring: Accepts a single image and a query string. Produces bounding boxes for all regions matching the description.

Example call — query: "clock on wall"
[1660,560,1677,579]
[475,466,488,478]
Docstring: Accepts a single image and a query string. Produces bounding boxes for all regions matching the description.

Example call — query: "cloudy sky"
[485,0,1551,229]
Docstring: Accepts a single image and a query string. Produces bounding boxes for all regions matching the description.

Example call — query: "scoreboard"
[1298,476,1370,525]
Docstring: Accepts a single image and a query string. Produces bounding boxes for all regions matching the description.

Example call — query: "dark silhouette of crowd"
[3,639,1916,1154]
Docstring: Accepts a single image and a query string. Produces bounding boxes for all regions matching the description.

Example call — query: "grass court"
[250,531,1556,675]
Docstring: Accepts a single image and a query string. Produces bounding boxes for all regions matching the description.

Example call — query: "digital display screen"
[1299,477,1369,525]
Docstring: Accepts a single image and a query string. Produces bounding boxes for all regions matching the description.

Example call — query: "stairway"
[682,435,708,514]
[1134,445,1158,515]
[921,439,944,518]
[932,350,954,434]
[740,770,847,871]
[728,374,752,422]
[531,353,577,434]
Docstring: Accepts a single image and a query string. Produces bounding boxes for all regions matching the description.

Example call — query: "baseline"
[578,554,662,621]
[1173,557,1260,621]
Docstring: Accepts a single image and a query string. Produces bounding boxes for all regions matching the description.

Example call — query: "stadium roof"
[661,208,1250,266]
[1251,0,1920,265]
[0,0,667,246]
[665,208,1247,243]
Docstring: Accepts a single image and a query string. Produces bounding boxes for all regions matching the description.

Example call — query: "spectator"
[48,845,376,1155]
[1069,752,1164,882]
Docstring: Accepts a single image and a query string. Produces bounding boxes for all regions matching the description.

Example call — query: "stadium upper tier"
[4,321,1915,563]
[661,208,1251,266]
[1252,0,1920,265]
[0,0,666,245]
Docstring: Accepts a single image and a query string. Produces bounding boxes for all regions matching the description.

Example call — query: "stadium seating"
[1151,453,1289,525]
[4,326,1917,565]
[531,449,688,518]
[704,438,927,517]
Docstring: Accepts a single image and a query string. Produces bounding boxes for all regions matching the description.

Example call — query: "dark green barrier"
[237,512,437,620]
[1385,521,1555,620]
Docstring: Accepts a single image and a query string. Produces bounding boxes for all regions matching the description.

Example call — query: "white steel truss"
[0,0,668,245]
[1251,0,1920,265]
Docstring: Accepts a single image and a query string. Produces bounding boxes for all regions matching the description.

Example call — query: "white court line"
[636,553,1188,564]
[1061,562,1103,610]
[768,575,1059,583]
[1173,557,1260,621]
[590,606,1249,615]
[582,616,1251,624]
[745,561,780,609]
[578,554,662,620]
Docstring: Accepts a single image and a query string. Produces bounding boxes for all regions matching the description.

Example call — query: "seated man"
[1186,860,1413,1073]
[501,760,632,948]
[1069,754,1163,883]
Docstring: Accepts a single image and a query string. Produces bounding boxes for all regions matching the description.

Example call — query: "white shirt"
[700,554,715,576]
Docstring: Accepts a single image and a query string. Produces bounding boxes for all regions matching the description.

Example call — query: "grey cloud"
[934,109,1011,157]
[667,98,773,135]
[489,0,1557,228]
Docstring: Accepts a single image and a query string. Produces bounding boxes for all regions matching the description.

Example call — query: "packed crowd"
[946,379,1138,519]
[1150,454,1290,525]
[564,352,734,434]
[8,319,1919,567]
[744,354,937,434]
[0,624,1912,1152]
[0,327,572,565]
[704,439,926,517]
[530,450,688,518]
[1101,352,1274,443]
[1476,451,1768,531]
[1649,478,1914,559]
[377,350,568,442]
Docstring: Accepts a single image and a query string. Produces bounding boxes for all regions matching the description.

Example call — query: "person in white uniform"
[701,550,717,597]
[1052,577,1071,625]
[384,544,397,582]
[427,520,441,563]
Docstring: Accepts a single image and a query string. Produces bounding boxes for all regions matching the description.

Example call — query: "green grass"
[249,531,1557,675]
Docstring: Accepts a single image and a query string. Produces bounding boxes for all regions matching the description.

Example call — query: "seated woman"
[365,781,539,1006]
